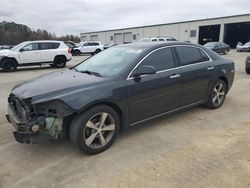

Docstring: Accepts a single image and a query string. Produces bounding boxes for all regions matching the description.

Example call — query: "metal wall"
[80,14,250,46]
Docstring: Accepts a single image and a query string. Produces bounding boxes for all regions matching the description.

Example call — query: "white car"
[236,42,250,52]
[0,40,72,72]
[72,41,104,56]
[139,37,177,42]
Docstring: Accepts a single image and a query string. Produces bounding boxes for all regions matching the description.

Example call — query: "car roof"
[26,40,63,43]
[119,41,202,50]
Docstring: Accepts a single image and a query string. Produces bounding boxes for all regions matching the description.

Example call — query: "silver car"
[237,42,250,52]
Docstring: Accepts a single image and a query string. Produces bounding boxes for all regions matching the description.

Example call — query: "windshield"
[75,46,144,77]
[11,42,29,51]
[139,38,151,42]
[243,42,250,46]
[204,42,217,47]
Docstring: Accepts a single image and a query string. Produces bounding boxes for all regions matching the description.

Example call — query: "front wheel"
[70,105,120,154]
[1,59,17,72]
[205,79,227,109]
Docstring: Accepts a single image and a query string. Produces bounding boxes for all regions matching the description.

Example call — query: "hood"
[204,46,214,50]
[11,69,107,99]
[239,45,250,49]
[0,49,15,56]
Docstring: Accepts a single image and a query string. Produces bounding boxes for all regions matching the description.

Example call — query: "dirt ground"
[0,51,250,188]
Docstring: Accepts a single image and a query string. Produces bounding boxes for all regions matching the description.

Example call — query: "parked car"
[246,55,250,74]
[204,42,230,55]
[237,42,250,52]
[6,42,235,154]
[0,40,72,72]
[72,41,104,56]
[139,37,177,42]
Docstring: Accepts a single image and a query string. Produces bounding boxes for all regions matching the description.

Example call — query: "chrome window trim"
[127,45,212,80]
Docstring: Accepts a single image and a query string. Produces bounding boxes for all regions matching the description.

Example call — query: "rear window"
[175,46,203,65]
[40,42,60,50]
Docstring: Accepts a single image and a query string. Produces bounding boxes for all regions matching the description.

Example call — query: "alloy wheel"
[212,83,225,106]
[83,112,116,149]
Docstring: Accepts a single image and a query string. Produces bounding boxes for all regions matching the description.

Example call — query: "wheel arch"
[0,57,18,67]
[217,76,229,93]
[54,55,67,62]
[75,101,126,131]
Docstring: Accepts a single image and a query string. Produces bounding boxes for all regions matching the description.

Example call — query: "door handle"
[170,74,181,79]
[207,66,214,71]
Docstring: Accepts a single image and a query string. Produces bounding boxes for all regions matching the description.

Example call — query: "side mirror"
[19,48,24,52]
[133,65,156,78]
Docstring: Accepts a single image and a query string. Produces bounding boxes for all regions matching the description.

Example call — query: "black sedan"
[204,42,230,55]
[246,55,250,74]
[6,42,235,154]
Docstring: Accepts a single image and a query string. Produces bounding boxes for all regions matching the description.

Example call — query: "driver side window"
[138,48,175,72]
[22,43,39,51]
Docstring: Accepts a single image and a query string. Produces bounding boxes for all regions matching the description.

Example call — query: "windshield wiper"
[77,69,102,77]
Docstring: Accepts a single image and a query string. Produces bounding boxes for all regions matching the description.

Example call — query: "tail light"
[68,48,71,54]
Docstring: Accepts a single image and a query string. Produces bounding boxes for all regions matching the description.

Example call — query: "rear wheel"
[70,105,120,154]
[1,59,17,72]
[246,57,250,74]
[205,79,227,109]
[95,49,101,54]
[246,67,250,74]
[224,49,228,55]
[74,50,81,56]
[53,56,66,68]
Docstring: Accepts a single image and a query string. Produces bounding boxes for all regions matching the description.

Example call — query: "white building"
[80,14,250,48]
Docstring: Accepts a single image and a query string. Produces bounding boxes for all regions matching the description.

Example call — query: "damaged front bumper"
[6,103,64,144]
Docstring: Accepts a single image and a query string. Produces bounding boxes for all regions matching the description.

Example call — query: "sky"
[0,0,249,36]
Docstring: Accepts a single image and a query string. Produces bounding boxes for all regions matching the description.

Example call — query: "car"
[246,55,250,74]
[204,42,230,55]
[0,40,72,72]
[72,41,104,56]
[139,37,177,42]
[6,42,235,154]
[237,42,250,52]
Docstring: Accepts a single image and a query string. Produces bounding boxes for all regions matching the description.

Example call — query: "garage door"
[198,24,220,45]
[224,22,250,48]
[123,32,133,43]
[91,35,98,41]
[114,33,123,44]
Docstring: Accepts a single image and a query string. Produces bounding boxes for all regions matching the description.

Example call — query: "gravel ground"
[0,51,250,188]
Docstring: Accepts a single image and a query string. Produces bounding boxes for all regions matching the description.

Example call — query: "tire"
[53,56,66,68]
[70,105,120,154]
[224,49,228,55]
[1,58,17,72]
[246,67,250,74]
[205,79,227,109]
[74,50,81,56]
[95,49,101,54]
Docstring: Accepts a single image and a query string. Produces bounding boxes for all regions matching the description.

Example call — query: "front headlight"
[35,100,73,117]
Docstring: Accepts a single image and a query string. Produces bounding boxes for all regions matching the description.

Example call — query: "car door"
[18,43,40,64]
[127,47,182,124]
[80,43,91,53]
[174,46,214,107]
[39,42,56,62]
